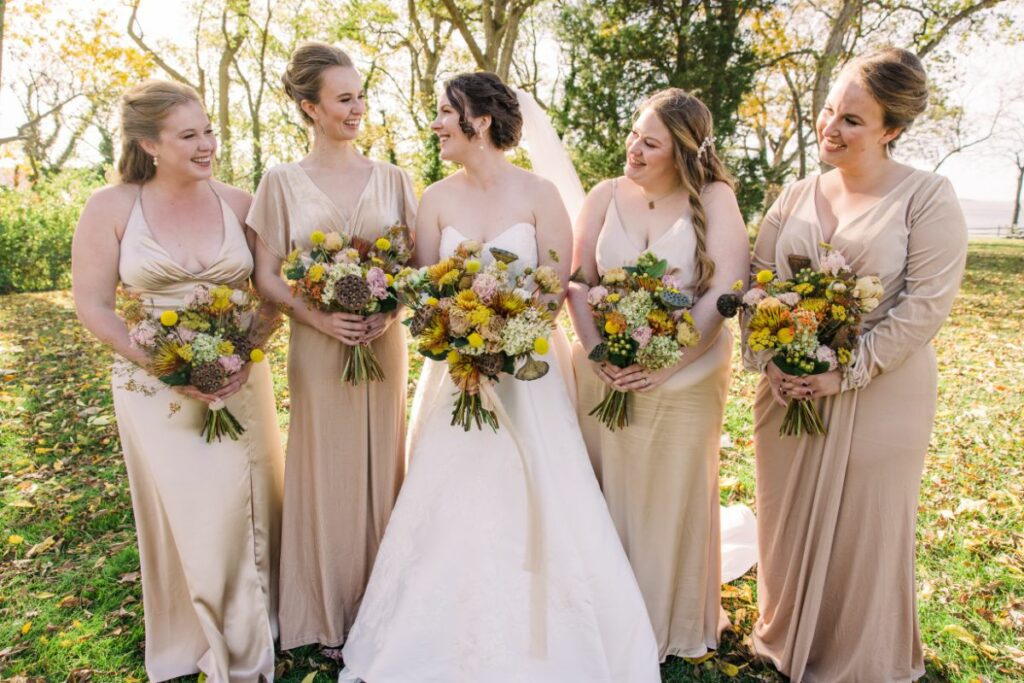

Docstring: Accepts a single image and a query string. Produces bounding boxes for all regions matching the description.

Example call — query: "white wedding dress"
[339,223,661,682]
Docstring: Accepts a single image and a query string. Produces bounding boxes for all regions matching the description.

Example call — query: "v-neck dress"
[247,159,417,649]
[747,169,967,682]
[571,179,734,660]
[112,188,284,683]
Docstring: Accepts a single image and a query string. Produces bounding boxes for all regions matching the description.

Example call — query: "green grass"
[2,240,1022,682]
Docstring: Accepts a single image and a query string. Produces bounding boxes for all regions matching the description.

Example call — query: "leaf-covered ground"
[1,240,1021,682]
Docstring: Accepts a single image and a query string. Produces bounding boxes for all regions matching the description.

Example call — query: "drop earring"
[153,155,159,167]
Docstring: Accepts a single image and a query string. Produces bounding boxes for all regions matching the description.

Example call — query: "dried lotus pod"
[190,361,226,393]
[334,274,372,311]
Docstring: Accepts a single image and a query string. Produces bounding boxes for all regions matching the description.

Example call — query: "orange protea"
[797,297,829,315]
[455,289,479,310]
[427,259,458,284]
[635,274,662,292]
[646,309,674,335]
[447,350,480,391]
[492,290,527,316]
[151,339,187,377]
[418,317,450,356]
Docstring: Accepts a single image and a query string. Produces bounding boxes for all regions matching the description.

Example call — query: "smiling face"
[139,99,216,180]
[301,65,366,141]
[816,72,900,169]
[624,107,678,189]
[430,91,487,163]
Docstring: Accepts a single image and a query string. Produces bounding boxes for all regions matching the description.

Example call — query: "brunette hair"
[845,47,928,151]
[117,80,202,184]
[639,88,734,297]
[444,72,522,150]
[282,41,355,125]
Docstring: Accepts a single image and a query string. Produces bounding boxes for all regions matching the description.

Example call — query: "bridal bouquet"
[585,251,702,431]
[284,225,413,384]
[121,284,270,442]
[717,246,883,437]
[402,240,562,431]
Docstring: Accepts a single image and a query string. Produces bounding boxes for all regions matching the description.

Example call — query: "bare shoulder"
[78,183,138,233]
[584,178,615,205]
[701,180,738,205]
[211,180,253,224]
[420,171,465,204]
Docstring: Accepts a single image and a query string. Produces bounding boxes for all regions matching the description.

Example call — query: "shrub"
[0,170,105,294]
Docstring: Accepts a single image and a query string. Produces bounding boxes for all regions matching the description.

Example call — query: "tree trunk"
[0,0,7,96]
[218,3,249,184]
[1012,157,1023,228]
[811,0,862,161]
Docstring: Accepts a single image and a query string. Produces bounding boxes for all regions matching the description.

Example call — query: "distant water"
[959,198,1018,237]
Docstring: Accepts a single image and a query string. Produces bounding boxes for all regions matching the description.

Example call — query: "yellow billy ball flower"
[756,269,774,285]
[307,264,326,282]
[250,348,265,363]
[533,337,549,355]
[310,230,326,246]
[465,259,481,274]
[604,319,621,334]
[159,310,179,327]
[776,327,795,344]
[426,296,439,306]
[446,349,462,364]
[467,332,484,348]
[385,273,395,286]
[375,237,391,251]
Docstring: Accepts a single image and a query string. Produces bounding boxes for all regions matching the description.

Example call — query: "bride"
[339,72,661,682]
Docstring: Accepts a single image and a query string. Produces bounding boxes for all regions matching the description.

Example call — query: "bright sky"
[1,0,1021,206]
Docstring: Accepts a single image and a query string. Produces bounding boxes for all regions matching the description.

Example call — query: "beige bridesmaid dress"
[110,186,284,683]
[247,160,417,649]
[748,169,967,682]
[572,180,732,660]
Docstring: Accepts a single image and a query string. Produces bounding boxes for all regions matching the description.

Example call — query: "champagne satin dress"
[748,169,967,682]
[572,180,735,660]
[111,187,284,683]
[247,160,417,649]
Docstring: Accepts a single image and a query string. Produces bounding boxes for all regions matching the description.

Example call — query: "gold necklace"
[641,185,683,210]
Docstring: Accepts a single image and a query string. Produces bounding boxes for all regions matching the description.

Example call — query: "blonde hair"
[639,88,734,297]
[282,41,355,125]
[845,47,928,151]
[117,80,202,184]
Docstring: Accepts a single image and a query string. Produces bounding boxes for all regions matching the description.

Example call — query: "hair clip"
[697,136,713,159]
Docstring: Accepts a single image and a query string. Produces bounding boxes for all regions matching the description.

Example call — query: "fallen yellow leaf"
[717,660,741,677]
[21,621,31,635]
[942,623,976,644]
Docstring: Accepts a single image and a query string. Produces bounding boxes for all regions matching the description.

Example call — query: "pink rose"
[631,325,653,348]
[587,286,609,306]
[219,354,244,374]
[366,267,389,299]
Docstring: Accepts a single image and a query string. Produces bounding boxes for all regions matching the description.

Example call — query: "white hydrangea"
[500,308,549,357]
[616,289,655,329]
[191,332,223,364]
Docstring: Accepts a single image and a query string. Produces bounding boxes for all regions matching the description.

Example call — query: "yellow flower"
[307,264,325,282]
[467,332,484,348]
[776,327,795,344]
[310,230,326,246]
[731,279,744,291]
[465,259,481,274]
[426,297,439,306]
[831,304,847,322]
[159,310,178,327]
[756,269,774,284]
[250,349,265,362]
[837,347,852,365]
[469,306,492,326]
[21,622,31,635]
[217,341,235,356]
[606,293,621,303]
[604,319,621,335]
[603,267,627,284]
[438,269,462,288]
[375,237,391,251]
[7,534,24,545]
[176,344,194,362]
[446,349,462,365]
[793,282,815,295]
[533,337,549,355]
[455,290,479,309]
[385,273,395,286]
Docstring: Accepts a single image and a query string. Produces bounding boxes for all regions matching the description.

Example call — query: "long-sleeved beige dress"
[572,181,732,660]
[247,160,417,649]
[749,169,967,682]
[111,188,284,683]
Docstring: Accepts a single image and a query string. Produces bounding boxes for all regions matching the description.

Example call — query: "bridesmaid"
[248,41,416,655]
[567,88,749,660]
[71,80,284,682]
[748,48,967,682]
